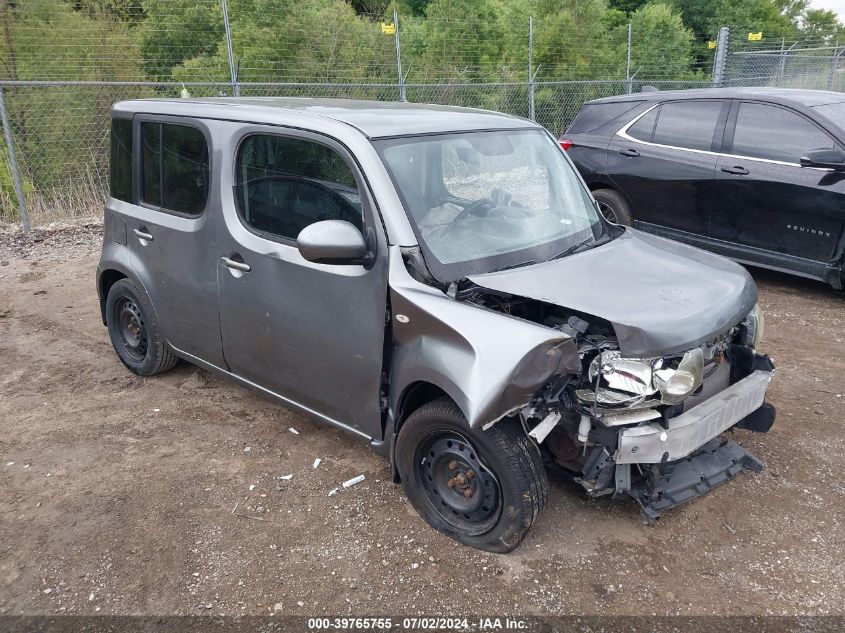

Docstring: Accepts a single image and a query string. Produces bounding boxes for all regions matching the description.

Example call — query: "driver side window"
[235,134,363,241]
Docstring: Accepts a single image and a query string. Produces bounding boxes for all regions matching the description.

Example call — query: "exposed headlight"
[654,348,704,405]
[588,350,659,396]
[743,303,765,349]
[581,348,704,409]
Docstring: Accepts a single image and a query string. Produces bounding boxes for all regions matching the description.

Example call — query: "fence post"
[0,87,29,234]
[220,0,239,97]
[830,45,842,91]
[712,26,729,87]
[394,9,406,102]
[626,23,632,95]
[528,16,535,121]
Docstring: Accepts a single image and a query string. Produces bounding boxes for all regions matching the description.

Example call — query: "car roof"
[112,97,539,139]
[585,87,845,108]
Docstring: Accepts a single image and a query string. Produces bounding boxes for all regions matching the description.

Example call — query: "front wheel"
[395,398,548,553]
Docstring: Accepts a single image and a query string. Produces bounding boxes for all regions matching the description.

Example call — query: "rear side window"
[109,118,132,202]
[651,101,723,151]
[235,134,363,241]
[731,102,835,163]
[567,101,643,134]
[627,107,658,142]
[140,122,209,215]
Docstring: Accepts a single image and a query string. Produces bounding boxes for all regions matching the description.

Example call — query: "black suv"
[562,87,845,289]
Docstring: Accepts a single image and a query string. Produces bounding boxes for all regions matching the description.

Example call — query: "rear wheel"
[593,188,633,226]
[396,397,548,553]
[105,279,177,376]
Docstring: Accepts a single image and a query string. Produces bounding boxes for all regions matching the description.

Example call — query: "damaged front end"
[519,310,775,520]
[389,243,775,520]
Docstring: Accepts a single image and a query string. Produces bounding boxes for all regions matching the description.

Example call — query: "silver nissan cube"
[97,98,775,552]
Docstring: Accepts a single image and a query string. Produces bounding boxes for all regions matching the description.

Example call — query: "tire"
[593,188,633,226]
[105,278,178,376]
[395,397,548,553]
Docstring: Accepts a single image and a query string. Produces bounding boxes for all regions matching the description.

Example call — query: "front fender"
[387,247,580,428]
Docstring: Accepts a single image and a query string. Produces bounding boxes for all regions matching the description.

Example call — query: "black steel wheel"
[415,431,502,536]
[396,397,548,553]
[113,296,148,362]
[105,278,178,376]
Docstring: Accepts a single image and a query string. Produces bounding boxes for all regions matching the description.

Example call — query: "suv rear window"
[651,101,723,151]
[567,101,643,134]
[140,122,209,215]
[109,117,132,202]
[627,107,658,142]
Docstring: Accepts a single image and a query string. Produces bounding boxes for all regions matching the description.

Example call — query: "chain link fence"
[723,27,845,90]
[2,77,722,227]
[0,1,842,228]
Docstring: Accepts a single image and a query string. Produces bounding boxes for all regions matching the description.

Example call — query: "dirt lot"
[0,224,843,618]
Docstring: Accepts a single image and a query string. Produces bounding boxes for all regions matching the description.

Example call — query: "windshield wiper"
[549,236,594,261]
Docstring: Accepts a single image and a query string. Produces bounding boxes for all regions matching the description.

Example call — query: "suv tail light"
[559,139,573,151]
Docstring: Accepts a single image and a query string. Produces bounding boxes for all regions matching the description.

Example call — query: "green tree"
[171,0,394,85]
[666,0,791,37]
[140,0,224,80]
[533,0,623,80]
[608,0,648,15]
[419,0,506,81]
[801,9,843,44]
[68,0,145,24]
[627,2,694,80]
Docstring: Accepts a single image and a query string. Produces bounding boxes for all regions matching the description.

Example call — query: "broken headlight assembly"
[742,302,765,349]
[575,348,704,410]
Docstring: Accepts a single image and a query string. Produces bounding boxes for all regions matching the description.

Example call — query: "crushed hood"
[467,229,757,357]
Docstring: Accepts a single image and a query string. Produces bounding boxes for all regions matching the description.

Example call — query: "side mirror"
[297,220,371,266]
[800,148,845,171]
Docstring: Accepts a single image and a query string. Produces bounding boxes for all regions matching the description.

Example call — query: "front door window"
[235,134,363,242]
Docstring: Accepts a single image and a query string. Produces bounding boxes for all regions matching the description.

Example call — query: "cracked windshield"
[377,129,600,266]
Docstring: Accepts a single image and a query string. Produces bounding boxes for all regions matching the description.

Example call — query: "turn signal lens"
[559,139,573,151]
[744,303,765,349]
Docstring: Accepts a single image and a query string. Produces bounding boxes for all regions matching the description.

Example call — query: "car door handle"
[618,148,640,157]
[720,165,749,175]
[132,228,153,242]
[221,256,251,273]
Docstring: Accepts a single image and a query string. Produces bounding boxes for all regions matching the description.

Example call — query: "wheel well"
[391,381,456,484]
[99,269,127,324]
[396,381,453,430]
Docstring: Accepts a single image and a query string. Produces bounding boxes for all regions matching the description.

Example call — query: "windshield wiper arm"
[550,237,594,261]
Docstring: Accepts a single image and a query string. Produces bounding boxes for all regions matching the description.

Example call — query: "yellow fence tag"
[748,32,763,41]
[707,40,717,49]
[381,22,395,35]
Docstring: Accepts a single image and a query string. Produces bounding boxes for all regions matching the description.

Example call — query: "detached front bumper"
[609,354,775,520]
[627,438,765,521]
[616,369,773,464]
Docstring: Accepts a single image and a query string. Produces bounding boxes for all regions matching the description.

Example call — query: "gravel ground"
[0,223,843,617]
